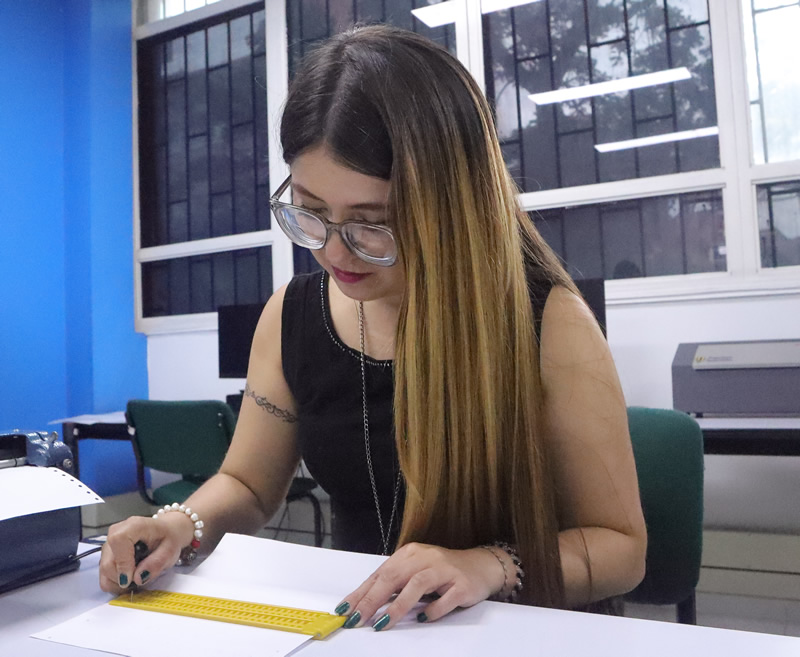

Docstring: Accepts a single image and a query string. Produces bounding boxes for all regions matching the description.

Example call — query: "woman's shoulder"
[539,285,609,369]
[252,270,322,346]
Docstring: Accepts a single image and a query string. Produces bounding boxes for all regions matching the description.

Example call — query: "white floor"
[258,487,333,549]
[626,594,800,637]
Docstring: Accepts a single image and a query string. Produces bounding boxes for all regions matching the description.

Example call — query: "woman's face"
[289,146,405,303]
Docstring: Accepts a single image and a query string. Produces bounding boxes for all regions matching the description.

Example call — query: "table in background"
[53,413,128,481]
[697,417,800,456]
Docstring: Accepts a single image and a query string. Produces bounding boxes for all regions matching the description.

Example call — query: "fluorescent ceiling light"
[411,2,457,28]
[412,0,541,28]
[481,0,542,13]
[528,67,692,105]
[594,126,719,153]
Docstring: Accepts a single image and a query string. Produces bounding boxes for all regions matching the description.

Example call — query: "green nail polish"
[334,601,350,616]
[343,611,361,629]
[140,570,150,584]
[417,612,428,623]
[373,614,390,631]
[118,573,128,587]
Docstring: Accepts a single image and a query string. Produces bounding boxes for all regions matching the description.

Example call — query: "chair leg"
[285,491,324,547]
[135,466,156,506]
[677,592,696,624]
[304,492,323,548]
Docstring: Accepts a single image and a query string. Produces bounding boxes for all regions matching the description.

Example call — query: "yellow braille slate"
[110,590,345,639]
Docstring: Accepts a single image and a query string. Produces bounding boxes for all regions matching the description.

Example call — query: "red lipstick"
[332,266,370,284]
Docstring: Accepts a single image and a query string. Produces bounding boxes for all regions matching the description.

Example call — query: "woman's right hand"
[98,511,195,593]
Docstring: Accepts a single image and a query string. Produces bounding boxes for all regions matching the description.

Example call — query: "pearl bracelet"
[153,503,204,566]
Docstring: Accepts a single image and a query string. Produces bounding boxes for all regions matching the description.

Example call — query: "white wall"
[147,291,800,531]
[608,292,800,409]
[147,330,245,402]
[148,292,800,407]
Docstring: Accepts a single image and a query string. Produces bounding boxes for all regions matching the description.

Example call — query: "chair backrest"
[126,400,235,478]
[624,406,704,606]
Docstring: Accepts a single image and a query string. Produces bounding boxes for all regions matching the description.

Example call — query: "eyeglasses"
[269,176,397,267]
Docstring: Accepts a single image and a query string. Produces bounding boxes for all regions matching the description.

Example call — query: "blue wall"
[0,0,147,493]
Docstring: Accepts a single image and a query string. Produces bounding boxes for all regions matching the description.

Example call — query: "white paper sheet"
[194,533,387,598]
[0,466,104,521]
[32,535,389,657]
[48,411,127,425]
[33,574,313,657]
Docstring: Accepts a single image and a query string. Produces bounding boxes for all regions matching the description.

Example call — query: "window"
[138,8,270,250]
[287,0,457,78]
[477,0,799,288]
[742,0,800,271]
[141,247,273,316]
[135,0,292,330]
[133,0,800,332]
[743,0,800,165]
[484,0,719,192]
[757,180,800,268]
[535,189,726,280]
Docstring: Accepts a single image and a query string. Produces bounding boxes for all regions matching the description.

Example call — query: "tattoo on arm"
[244,383,299,423]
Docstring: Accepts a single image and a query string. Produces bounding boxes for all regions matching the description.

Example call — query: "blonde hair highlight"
[283,25,578,608]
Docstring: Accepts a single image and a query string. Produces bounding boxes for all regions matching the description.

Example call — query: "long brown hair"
[281,25,575,607]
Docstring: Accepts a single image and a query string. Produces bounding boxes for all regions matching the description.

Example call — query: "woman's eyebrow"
[291,182,387,211]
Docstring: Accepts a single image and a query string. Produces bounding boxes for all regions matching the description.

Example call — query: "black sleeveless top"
[282,271,401,554]
[281,270,554,555]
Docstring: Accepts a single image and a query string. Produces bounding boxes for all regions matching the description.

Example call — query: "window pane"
[753,0,797,9]
[231,15,254,126]
[188,135,210,239]
[292,244,322,275]
[287,0,456,78]
[667,0,709,27]
[532,189,726,280]
[142,247,273,317]
[757,180,800,268]
[138,5,270,248]
[233,124,256,234]
[484,0,719,192]
[742,1,800,163]
[208,66,231,195]
[137,0,225,26]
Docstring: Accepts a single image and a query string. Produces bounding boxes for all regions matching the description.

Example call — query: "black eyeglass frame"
[269,175,398,267]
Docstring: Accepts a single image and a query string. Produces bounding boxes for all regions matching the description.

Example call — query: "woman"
[100,25,646,630]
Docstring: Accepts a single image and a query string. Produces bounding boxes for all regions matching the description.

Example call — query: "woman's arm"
[185,283,303,551]
[100,283,302,592]
[539,286,647,606]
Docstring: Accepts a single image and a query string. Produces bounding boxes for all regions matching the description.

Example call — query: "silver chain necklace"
[357,300,402,556]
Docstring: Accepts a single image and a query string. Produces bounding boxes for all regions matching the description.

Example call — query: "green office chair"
[126,400,236,507]
[126,399,324,547]
[624,406,704,624]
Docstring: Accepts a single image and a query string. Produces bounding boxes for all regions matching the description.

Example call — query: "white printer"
[672,339,800,417]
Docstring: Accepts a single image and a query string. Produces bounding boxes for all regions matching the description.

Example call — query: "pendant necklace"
[357,300,402,556]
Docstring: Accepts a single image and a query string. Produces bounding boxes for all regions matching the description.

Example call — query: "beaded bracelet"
[480,541,525,602]
[153,503,204,566]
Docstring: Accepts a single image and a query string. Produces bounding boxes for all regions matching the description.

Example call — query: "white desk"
[3,538,800,656]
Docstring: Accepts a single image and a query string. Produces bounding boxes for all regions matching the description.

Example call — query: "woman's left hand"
[334,542,505,631]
